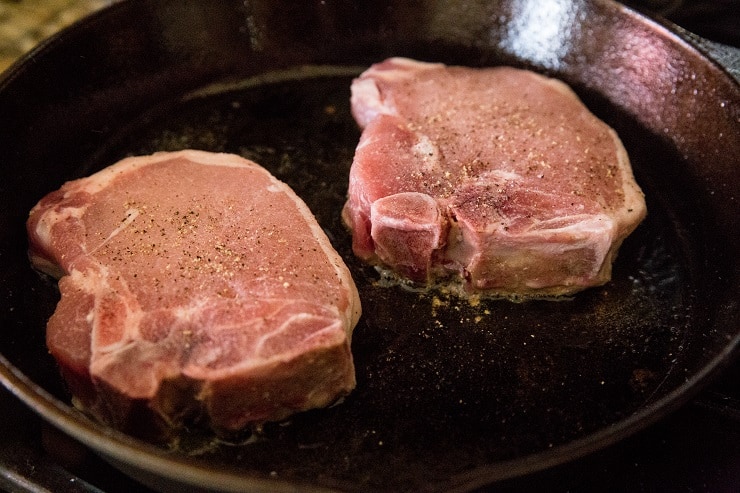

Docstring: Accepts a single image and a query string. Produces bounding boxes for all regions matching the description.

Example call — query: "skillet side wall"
[550,2,740,378]
[246,0,740,381]
[0,0,738,491]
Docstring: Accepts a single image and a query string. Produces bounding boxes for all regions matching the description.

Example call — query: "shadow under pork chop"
[343,57,647,298]
[27,150,361,439]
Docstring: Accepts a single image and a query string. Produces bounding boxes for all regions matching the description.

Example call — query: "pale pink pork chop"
[27,150,361,438]
[343,57,647,298]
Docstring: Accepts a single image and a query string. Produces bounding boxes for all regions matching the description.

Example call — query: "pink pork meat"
[343,57,647,298]
[27,150,361,438]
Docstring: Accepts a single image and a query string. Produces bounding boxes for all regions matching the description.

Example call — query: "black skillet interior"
[0,0,739,492]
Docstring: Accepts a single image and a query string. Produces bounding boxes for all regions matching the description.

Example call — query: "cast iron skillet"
[0,0,738,491]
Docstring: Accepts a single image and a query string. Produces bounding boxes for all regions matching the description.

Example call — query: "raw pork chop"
[27,150,361,438]
[343,57,646,298]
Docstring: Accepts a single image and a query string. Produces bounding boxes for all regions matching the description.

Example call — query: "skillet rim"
[0,0,739,491]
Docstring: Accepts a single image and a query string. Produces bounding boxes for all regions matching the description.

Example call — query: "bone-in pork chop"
[27,150,361,438]
[343,57,647,298]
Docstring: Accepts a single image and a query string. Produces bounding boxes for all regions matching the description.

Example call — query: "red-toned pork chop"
[27,150,361,438]
[343,57,646,298]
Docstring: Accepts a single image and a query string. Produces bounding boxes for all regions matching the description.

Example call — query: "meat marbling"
[343,57,647,298]
[27,149,361,438]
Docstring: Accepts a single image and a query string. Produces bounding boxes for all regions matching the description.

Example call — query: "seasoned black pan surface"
[0,1,738,492]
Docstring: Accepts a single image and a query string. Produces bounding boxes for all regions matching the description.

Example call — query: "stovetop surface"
[1,1,738,492]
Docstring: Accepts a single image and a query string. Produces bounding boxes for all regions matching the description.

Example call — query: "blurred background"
[1,0,113,71]
[622,0,739,46]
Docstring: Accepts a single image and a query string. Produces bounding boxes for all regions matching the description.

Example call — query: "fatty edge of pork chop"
[27,149,361,440]
[343,57,647,299]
